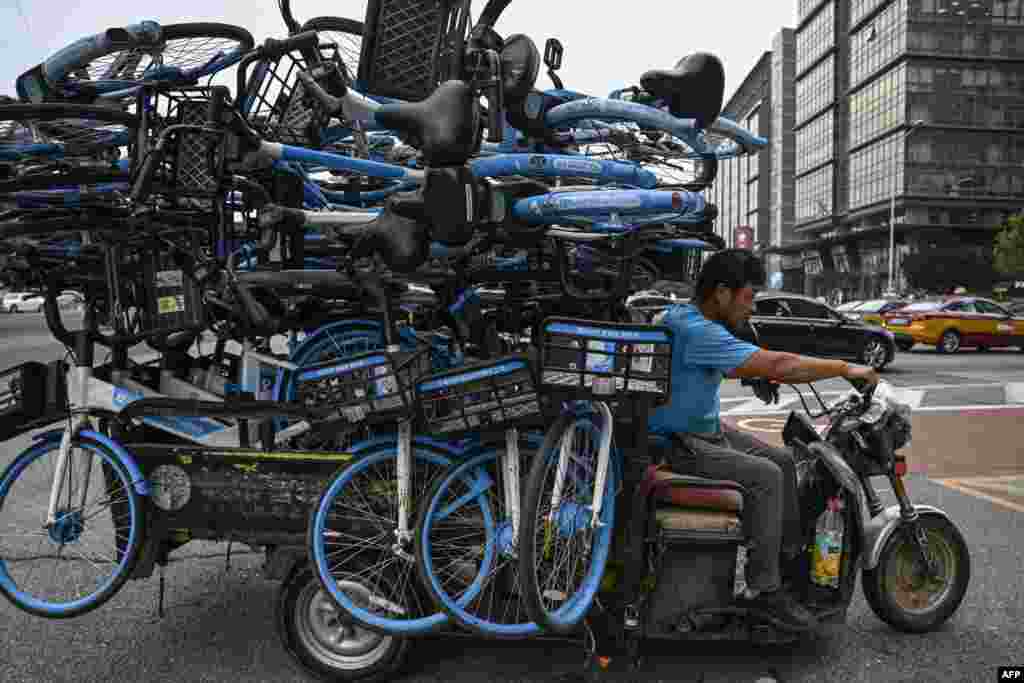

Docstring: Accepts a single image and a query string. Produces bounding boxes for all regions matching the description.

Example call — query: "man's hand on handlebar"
[843,364,880,391]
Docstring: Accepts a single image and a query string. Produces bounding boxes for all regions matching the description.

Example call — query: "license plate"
[888,318,908,326]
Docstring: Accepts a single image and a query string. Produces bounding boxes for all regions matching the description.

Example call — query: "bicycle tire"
[56,22,254,88]
[416,432,545,638]
[518,411,617,635]
[300,16,364,83]
[0,433,146,618]
[309,439,464,636]
[0,103,139,160]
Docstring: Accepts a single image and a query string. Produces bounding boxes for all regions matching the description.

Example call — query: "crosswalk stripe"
[1005,382,1024,404]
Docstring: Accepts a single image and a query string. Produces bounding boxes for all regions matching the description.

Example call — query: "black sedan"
[750,293,897,370]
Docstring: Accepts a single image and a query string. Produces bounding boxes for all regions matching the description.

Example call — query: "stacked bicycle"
[0,3,967,683]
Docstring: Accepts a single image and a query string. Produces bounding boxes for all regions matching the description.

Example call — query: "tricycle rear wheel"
[277,563,409,681]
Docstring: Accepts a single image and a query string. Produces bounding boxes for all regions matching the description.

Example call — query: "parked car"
[835,300,864,313]
[845,299,910,330]
[882,296,1024,353]
[2,290,82,313]
[750,292,897,370]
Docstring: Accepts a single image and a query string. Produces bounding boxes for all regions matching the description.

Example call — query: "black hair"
[694,249,766,303]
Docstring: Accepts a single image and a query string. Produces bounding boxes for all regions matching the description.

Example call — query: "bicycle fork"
[548,401,614,530]
[45,365,93,528]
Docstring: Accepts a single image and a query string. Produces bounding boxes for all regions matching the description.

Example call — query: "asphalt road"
[0,313,1021,683]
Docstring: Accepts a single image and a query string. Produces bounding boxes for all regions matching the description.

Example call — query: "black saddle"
[640,52,725,129]
[375,80,480,166]
[344,203,430,272]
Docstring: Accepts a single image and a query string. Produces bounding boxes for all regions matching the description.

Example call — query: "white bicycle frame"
[547,401,615,531]
[42,344,316,528]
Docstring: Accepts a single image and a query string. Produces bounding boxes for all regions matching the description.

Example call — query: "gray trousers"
[669,425,803,593]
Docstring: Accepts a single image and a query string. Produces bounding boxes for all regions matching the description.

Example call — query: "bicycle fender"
[862,504,952,571]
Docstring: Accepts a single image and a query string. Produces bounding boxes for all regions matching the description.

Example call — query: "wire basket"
[415,354,542,438]
[240,49,345,149]
[293,344,432,425]
[132,87,228,199]
[538,318,673,405]
[0,360,67,442]
[357,0,472,101]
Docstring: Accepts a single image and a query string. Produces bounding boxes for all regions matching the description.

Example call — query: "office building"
[768,0,1024,299]
[709,29,799,290]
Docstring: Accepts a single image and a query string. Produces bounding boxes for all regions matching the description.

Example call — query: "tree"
[902,244,999,294]
[994,213,1024,275]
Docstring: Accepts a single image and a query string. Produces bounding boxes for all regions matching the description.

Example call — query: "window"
[796,165,834,222]
[796,111,834,175]
[756,299,792,316]
[797,2,834,75]
[796,56,835,126]
[849,134,904,209]
[853,0,893,26]
[850,0,907,87]
[945,301,976,313]
[976,300,1009,315]
[747,106,761,139]
[799,0,828,22]
[787,299,829,319]
[849,64,906,148]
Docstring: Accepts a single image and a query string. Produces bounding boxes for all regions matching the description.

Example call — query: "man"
[649,249,878,632]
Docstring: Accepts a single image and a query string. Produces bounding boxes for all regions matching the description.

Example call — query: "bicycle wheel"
[0,433,145,618]
[0,104,138,162]
[55,23,254,90]
[416,431,544,638]
[300,17,363,84]
[309,438,465,635]
[518,409,617,635]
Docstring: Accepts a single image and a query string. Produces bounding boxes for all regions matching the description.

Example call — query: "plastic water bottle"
[811,497,844,588]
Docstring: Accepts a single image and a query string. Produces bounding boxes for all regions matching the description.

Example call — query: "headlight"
[860,399,887,425]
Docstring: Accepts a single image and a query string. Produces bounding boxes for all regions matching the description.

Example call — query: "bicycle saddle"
[374,80,480,166]
[340,204,431,273]
[640,52,725,129]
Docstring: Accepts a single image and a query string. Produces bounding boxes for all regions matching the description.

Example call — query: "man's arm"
[728,349,876,384]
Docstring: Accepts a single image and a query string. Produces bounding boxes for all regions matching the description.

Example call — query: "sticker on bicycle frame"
[342,405,368,422]
[374,365,398,397]
[158,295,185,315]
[554,158,602,175]
[630,344,654,373]
[112,386,144,408]
[585,340,615,373]
[998,323,1013,333]
[155,270,184,287]
[150,464,191,512]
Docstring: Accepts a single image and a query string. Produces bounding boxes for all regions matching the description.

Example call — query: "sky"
[0,0,798,105]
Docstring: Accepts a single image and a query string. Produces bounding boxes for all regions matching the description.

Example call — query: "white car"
[3,291,82,313]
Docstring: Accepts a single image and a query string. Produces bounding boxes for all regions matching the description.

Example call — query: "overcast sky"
[0,0,797,105]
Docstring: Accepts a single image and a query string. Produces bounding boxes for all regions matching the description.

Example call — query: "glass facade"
[850,0,907,87]
[849,64,907,148]
[905,130,1024,197]
[796,1,834,75]
[796,55,835,125]
[795,164,834,221]
[848,132,904,210]
[798,0,829,23]
[906,62,1024,127]
[851,0,892,28]
[795,111,835,175]
[770,28,797,248]
[907,2,1024,60]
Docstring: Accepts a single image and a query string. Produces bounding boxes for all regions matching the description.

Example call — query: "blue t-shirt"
[648,304,760,436]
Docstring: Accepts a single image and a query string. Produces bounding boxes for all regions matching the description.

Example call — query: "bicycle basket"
[357,0,472,101]
[240,48,344,148]
[293,344,432,425]
[415,353,542,438]
[538,318,673,405]
[0,360,68,441]
[133,87,228,199]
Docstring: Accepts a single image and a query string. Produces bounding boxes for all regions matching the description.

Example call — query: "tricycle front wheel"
[862,515,970,633]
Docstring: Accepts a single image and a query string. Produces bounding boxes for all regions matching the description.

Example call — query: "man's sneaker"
[739,589,819,632]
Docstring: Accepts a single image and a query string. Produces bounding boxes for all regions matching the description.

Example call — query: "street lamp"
[888,119,926,295]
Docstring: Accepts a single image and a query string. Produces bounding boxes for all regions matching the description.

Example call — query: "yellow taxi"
[882,297,1024,353]
[845,299,908,329]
